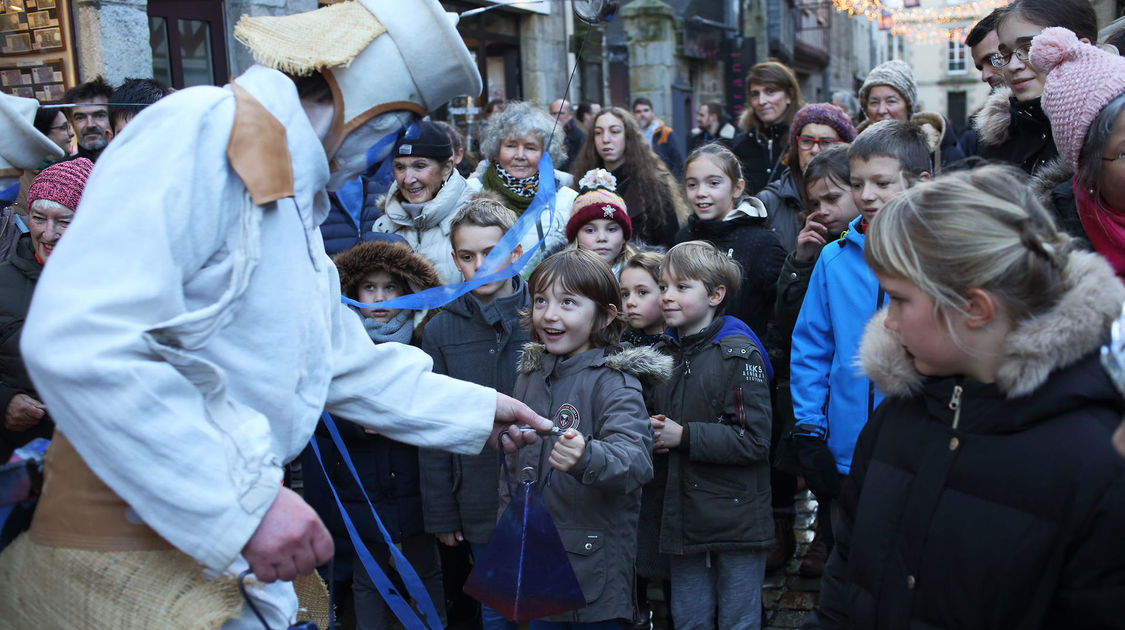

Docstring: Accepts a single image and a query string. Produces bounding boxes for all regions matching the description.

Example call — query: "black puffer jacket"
[675,199,786,342]
[973,87,1058,176]
[320,177,384,257]
[732,123,788,194]
[0,235,49,460]
[650,316,775,556]
[805,251,1125,630]
[756,168,804,253]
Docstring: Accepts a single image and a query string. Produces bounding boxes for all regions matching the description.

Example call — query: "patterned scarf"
[483,163,539,211]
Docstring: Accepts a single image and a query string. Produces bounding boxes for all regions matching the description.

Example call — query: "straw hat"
[0,92,65,174]
[235,0,482,151]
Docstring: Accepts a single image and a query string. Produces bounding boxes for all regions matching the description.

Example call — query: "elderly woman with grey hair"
[468,100,578,271]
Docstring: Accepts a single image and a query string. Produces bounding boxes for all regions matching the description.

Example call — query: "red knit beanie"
[28,158,93,212]
[566,169,633,242]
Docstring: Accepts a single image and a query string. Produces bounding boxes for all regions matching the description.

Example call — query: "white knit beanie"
[859,60,918,114]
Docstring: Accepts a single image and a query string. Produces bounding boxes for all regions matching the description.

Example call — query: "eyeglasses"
[48,123,70,132]
[989,44,1031,68]
[797,136,843,151]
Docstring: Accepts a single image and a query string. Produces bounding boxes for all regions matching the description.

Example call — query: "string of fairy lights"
[830,0,1008,43]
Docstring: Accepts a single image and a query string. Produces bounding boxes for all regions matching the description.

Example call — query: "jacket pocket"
[557,527,606,604]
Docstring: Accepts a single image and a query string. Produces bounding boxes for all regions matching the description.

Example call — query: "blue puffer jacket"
[789,215,885,475]
[319,176,386,257]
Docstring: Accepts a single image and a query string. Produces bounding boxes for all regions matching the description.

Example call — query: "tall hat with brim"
[0,92,65,175]
[234,0,482,153]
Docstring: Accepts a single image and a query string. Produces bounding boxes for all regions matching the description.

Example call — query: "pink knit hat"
[1031,26,1125,171]
[27,158,93,212]
[566,168,633,242]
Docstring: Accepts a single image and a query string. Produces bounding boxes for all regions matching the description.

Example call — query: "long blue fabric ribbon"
[341,152,556,312]
[0,182,18,204]
[309,411,443,629]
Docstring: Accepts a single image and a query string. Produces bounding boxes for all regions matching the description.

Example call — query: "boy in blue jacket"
[789,120,931,505]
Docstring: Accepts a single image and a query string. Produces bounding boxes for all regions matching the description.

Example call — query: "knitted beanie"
[566,169,632,242]
[27,158,93,211]
[1031,26,1125,172]
[393,120,453,160]
[790,103,857,150]
[859,60,918,113]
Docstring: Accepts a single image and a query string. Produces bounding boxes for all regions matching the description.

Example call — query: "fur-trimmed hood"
[860,250,1125,398]
[332,239,442,334]
[972,86,1014,146]
[1029,155,1074,205]
[517,342,673,387]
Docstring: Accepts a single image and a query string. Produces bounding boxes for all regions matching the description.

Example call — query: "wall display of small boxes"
[0,0,74,102]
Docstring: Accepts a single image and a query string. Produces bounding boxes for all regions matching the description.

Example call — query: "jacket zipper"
[948,385,963,429]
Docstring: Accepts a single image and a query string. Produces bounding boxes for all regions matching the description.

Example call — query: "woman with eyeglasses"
[974,0,1098,179]
[31,107,72,166]
[756,104,856,255]
[856,60,966,175]
[1032,27,1125,281]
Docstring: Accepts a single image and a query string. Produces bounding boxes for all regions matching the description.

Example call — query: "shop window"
[947,29,967,74]
[148,0,227,89]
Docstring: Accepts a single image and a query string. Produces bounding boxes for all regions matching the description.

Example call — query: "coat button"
[489,349,496,354]
[949,437,960,451]
[789,272,798,280]
[390,472,397,479]
[906,575,916,589]
[584,542,593,550]
[733,497,740,503]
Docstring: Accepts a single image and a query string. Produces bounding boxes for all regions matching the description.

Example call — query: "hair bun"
[1030,26,1081,75]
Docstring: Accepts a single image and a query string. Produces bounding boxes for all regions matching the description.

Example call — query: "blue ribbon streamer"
[310,411,444,630]
[342,152,556,312]
[0,182,18,204]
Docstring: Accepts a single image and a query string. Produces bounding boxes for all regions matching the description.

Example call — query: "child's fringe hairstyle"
[866,165,1073,327]
[683,143,753,209]
[449,193,519,244]
[620,250,664,284]
[660,241,742,315]
[522,249,626,349]
[849,120,931,181]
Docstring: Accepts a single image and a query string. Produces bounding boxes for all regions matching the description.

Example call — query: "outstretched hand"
[242,487,334,583]
[488,392,553,452]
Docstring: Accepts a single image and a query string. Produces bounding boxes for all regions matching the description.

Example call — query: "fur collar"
[1029,155,1073,205]
[517,342,673,387]
[972,87,1014,146]
[860,251,1125,398]
[332,239,442,336]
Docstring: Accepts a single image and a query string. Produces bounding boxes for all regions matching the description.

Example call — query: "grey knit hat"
[859,60,917,114]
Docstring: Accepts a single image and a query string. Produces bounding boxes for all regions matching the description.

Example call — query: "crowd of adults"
[1,0,1124,627]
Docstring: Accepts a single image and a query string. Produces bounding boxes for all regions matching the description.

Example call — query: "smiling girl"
[806,165,1125,628]
[506,248,671,628]
[677,143,785,341]
[566,168,637,275]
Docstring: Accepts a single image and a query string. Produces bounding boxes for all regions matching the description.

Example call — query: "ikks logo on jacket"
[554,403,580,431]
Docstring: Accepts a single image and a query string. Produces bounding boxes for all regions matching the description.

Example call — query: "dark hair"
[741,61,805,136]
[803,143,852,194]
[965,8,1002,47]
[576,100,599,120]
[33,106,62,134]
[849,120,931,180]
[570,107,680,236]
[702,101,725,120]
[1078,93,1125,199]
[62,76,112,114]
[109,78,171,129]
[522,249,625,349]
[631,97,653,110]
[998,0,1098,43]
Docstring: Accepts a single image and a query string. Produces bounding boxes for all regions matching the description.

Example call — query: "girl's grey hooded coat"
[502,342,671,623]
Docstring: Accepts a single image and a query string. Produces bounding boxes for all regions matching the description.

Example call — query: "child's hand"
[654,417,683,453]
[549,429,586,472]
[435,531,463,547]
[796,211,830,262]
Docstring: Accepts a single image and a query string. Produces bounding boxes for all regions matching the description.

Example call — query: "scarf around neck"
[1074,176,1125,280]
[484,163,539,211]
[358,308,414,345]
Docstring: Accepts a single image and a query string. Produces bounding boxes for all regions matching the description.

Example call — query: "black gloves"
[792,427,841,500]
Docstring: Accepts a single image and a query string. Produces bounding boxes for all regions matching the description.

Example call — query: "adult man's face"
[550,99,572,125]
[70,97,111,153]
[970,30,1004,90]
[632,103,654,128]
